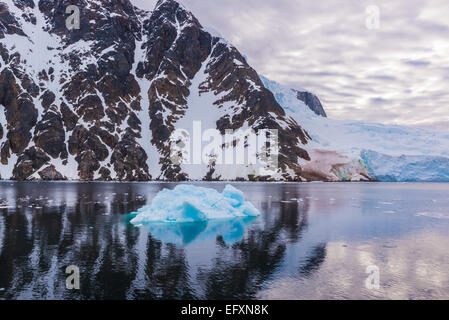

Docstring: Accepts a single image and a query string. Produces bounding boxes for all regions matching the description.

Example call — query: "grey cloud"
[367,75,397,81]
[131,0,449,131]
[403,60,431,67]
[370,97,390,104]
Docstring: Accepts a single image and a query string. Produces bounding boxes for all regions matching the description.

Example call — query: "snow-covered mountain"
[1,0,448,182]
[0,0,313,181]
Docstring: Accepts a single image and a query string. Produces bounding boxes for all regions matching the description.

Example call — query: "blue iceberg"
[130,184,260,225]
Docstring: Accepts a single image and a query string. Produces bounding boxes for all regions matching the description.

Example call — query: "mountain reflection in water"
[0,182,448,300]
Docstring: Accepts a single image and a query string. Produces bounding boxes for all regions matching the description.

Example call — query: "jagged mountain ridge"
[0,0,315,181]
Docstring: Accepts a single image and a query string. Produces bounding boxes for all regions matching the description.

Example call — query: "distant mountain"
[1,0,449,182]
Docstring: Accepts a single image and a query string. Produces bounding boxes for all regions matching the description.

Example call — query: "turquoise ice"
[130,184,260,225]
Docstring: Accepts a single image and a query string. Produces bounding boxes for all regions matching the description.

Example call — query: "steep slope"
[135,0,311,181]
[0,0,311,181]
[262,77,449,182]
[261,76,326,118]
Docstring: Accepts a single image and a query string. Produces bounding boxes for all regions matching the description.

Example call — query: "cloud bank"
[132,0,449,130]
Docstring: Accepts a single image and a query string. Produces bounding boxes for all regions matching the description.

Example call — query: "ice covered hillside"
[261,76,449,182]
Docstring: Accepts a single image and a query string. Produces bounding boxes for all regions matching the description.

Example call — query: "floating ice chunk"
[416,212,449,220]
[130,184,260,224]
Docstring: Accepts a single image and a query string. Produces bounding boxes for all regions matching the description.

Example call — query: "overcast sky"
[132,0,449,131]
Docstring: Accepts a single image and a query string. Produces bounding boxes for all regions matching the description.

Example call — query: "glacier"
[130,184,260,224]
[361,150,449,182]
[261,76,449,182]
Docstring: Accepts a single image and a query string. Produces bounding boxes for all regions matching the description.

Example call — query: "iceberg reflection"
[134,216,259,246]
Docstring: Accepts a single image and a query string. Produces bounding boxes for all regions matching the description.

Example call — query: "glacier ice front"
[130,184,260,225]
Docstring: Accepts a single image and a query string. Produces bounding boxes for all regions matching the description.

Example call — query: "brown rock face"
[38,165,65,180]
[13,147,50,180]
[0,0,313,181]
[34,110,66,159]
[0,69,38,155]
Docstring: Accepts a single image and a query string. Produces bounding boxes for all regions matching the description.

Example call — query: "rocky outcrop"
[38,164,65,180]
[295,90,327,117]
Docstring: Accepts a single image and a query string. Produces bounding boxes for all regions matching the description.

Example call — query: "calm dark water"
[0,181,448,300]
